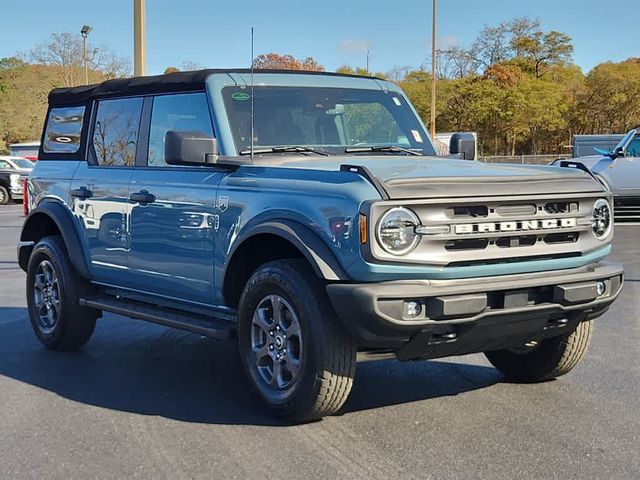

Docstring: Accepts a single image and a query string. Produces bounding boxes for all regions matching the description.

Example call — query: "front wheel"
[237,259,356,422]
[485,320,593,382]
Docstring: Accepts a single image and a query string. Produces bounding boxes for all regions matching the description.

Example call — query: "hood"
[259,155,605,199]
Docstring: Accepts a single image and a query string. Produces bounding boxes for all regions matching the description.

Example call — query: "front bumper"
[326,261,623,360]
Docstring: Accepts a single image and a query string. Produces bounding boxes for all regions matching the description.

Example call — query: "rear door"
[70,97,143,286]
[127,92,224,305]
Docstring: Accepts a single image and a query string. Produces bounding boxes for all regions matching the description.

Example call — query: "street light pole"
[134,0,147,76]
[80,25,92,85]
[430,0,437,139]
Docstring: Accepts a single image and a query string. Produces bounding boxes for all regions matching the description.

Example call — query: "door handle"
[129,190,156,204]
[70,186,92,199]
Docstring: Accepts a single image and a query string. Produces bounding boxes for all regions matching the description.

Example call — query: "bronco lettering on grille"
[453,218,578,235]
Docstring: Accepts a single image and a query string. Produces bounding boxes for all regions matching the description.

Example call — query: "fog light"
[596,281,606,297]
[406,301,422,318]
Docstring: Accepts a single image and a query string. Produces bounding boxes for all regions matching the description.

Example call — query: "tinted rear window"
[42,106,85,154]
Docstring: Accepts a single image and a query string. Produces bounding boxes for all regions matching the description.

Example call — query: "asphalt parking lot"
[0,202,638,480]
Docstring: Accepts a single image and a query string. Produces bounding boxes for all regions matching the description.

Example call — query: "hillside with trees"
[1,19,639,156]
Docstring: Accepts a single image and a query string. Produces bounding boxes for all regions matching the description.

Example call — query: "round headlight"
[592,198,612,239]
[376,207,420,255]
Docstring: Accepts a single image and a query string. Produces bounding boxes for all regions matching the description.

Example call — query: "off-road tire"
[485,320,593,382]
[237,259,357,422]
[0,185,10,205]
[26,235,98,350]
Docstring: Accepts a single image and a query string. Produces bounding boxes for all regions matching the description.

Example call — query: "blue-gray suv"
[18,69,624,421]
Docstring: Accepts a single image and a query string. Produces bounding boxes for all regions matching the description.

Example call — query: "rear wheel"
[237,259,356,422]
[26,235,98,350]
[485,320,593,382]
[0,185,10,205]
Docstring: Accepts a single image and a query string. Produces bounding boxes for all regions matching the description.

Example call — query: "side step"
[80,295,235,340]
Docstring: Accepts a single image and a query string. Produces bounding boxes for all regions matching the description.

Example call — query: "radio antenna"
[250,27,255,160]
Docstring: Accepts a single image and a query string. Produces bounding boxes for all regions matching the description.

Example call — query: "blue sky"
[2,0,638,75]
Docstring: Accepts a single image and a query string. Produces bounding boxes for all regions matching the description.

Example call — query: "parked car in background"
[553,129,640,222]
[0,156,33,204]
[9,141,40,160]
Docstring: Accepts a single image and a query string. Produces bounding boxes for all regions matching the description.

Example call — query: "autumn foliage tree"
[252,53,324,71]
[388,18,638,157]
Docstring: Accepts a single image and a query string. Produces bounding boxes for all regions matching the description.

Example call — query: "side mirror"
[449,132,476,160]
[165,130,218,165]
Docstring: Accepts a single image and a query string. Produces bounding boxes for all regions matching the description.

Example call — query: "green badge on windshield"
[232,92,251,101]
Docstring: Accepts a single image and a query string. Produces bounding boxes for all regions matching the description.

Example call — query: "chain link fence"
[479,154,562,165]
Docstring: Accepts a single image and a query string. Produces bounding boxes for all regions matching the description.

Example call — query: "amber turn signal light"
[359,214,368,244]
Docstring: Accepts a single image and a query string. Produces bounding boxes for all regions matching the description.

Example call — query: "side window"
[42,106,85,153]
[148,92,213,167]
[92,97,143,167]
[0,160,10,169]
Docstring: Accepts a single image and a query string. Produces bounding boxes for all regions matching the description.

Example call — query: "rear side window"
[147,92,213,167]
[42,106,85,153]
[92,97,143,167]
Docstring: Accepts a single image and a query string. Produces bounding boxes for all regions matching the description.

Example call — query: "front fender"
[225,219,350,281]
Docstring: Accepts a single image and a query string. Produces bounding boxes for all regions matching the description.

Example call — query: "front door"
[127,92,223,305]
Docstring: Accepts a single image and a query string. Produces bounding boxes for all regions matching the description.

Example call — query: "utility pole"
[366,50,370,74]
[134,0,147,76]
[430,0,437,138]
[80,25,92,84]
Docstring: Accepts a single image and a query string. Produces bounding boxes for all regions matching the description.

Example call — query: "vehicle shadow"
[0,307,501,426]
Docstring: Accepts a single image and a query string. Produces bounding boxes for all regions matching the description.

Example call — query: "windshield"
[614,129,637,152]
[222,86,436,156]
[12,159,35,169]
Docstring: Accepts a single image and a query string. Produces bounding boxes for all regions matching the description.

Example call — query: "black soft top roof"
[48,69,382,107]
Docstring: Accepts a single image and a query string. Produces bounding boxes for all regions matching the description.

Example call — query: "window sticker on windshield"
[411,130,423,143]
[232,92,251,101]
[392,97,402,106]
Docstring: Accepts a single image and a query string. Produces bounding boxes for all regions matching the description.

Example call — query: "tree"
[252,53,324,71]
[29,32,130,86]
[512,30,573,78]
[336,65,387,79]
[0,57,58,151]
[576,59,640,133]
[436,46,477,79]
[470,22,512,70]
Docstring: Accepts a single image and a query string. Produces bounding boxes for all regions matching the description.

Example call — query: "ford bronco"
[18,70,623,421]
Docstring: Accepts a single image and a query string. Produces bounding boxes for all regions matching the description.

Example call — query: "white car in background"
[0,156,34,204]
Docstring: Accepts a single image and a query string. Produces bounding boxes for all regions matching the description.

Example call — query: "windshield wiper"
[239,146,329,156]
[344,145,422,156]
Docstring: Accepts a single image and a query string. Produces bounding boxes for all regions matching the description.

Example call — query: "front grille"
[544,232,579,244]
[544,201,578,214]
[614,198,640,223]
[369,193,605,267]
[445,238,489,251]
[495,235,537,248]
[447,205,488,218]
